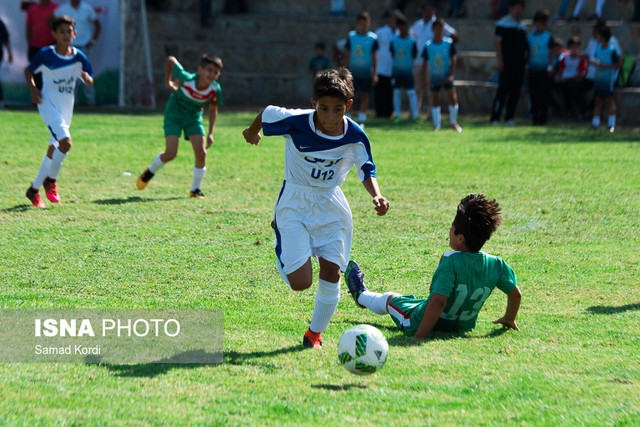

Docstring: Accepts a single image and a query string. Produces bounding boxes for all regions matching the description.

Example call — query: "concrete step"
[148,12,640,78]
[162,0,635,22]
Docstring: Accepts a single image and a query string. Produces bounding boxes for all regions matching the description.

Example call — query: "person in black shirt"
[490,0,528,126]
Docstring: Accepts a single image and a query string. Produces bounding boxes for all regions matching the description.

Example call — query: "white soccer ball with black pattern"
[337,324,388,375]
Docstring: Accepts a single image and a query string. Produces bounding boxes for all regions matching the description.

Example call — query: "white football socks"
[393,89,402,119]
[309,279,340,333]
[408,89,418,119]
[449,104,459,124]
[432,107,442,128]
[32,155,52,189]
[48,148,67,180]
[191,166,206,191]
[357,291,394,315]
[148,153,166,174]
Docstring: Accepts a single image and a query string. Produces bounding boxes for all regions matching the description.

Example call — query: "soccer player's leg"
[447,85,462,132]
[188,129,207,198]
[137,133,179,190]
[301,257,341,349]
[430,85,442,131]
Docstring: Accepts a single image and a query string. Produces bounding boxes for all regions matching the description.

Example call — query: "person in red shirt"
[26,0,58,90]
[556,36,589,120]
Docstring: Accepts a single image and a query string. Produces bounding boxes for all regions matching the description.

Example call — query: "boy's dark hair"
[597,25,612,41]
[52,15,75,32]
[509,0,525,7]
[396,14,408,27]
[432,18,445,28]
[567,35,580,48]
[200,54,223,69]
[533,9,550,23]
[313,67,355,102]
[452,194,503,252]
[315,42,326,50]
[356,11,371,21]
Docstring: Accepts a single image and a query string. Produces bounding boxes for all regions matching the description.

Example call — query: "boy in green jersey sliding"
[346,193,521,338]
[137,54,223,198]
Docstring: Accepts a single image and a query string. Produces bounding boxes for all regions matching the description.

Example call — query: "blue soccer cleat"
[345,260,367,309]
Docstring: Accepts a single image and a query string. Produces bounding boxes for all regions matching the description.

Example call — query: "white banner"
[0,0,120,102]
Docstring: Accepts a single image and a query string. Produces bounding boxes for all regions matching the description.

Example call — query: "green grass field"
[0,109,639,425]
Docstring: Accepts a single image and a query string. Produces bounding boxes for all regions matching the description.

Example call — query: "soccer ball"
[337,324,388,375]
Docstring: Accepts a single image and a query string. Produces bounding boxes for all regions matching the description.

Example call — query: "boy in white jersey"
[24,15,94,208]
[346,193,521,339]
[421,19,461,132]
[137,54,223,198]
[242,68,390,349]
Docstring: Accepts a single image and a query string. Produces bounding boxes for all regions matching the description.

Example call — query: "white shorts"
[38,101,72,147]
[273,181,353,285]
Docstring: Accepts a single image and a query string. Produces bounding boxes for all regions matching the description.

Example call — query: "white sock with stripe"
[309,279,340,333]
[357,291,393,315]
[32,155,52,189]
[191,166,206,191]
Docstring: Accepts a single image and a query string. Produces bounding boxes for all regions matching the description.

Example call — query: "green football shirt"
[430,251,517,331]
[165,63,222,120]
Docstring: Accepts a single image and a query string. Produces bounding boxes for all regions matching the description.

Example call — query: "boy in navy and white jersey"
[390,15,418,122]
[345,11,378,127]
[242,68,390,349]
[24,15,93,208]
[590,25,622,132]
[527,10,554,125]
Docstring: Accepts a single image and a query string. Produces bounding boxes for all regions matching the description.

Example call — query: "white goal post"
[119,0,155,108]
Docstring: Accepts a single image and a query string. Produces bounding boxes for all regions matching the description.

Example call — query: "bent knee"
[289,279,312,291]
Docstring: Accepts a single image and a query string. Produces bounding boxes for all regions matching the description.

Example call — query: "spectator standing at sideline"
[557,36,589,120]
[309,43,331,75]
[390,15,419,122]
[0,18,13,109]
[590,25,621,132]
[26,0,59,90]
[526,10,554,125]
[410,1,457,117]
[375,11,399,118]
[490,0,528,126]
[55,0,101,105]
[345,11,379,127]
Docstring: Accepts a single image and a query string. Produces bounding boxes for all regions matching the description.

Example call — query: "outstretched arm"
[242,109,264,145]
[165,56,180,92]
[414,293,448,339]
[362,177,389,216]
[493,287,521,331]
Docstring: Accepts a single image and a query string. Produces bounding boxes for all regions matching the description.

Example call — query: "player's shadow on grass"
[0,204,33,213]
[95,346,304,378]
[386,326,510,347]
[93,196,182,205]
[90,349,222,378]
[311,383,369,391]
[587,303,640,315]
